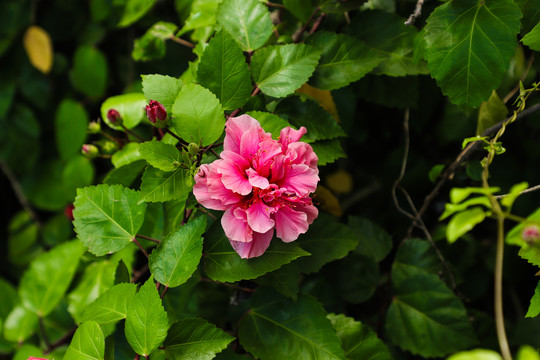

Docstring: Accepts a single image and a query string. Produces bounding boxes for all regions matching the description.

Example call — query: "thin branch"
[136,234,161,244]
[160,286,169,299]
[39,317,51,348]
[131,264,149,283]
[495,183,540,199]
[169,36,195,49]
[404,0,425,26]
[166,128,189,148]
[293,7,320,43]
[122,124,145,142]
[391,109,415,220]
[308,13,326,35]
[266,1,286,8]
[132,237,149,258]
[44,326,77,355]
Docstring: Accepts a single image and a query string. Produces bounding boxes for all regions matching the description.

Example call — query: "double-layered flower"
[194,115,319,258]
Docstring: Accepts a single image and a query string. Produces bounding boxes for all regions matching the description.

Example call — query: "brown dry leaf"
[326,170,353,195]
[315,185,342,217]
[23,26,53,74]
[296,83,340,121]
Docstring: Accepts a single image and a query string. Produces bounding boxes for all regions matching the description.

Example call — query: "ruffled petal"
[278,164,319,196]
[287,142,318,170]
[230,229,273,258]
[224,115,260,153]
[246,199,275,233]
[193,164,229,210]
[279,126,307,148]
[218,159,252,196]
[246,168,270,189]
[274,206,309,243]
[222,207,252,243]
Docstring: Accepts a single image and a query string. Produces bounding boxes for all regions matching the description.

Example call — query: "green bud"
[188,143,199,156]
[87,121,101,134]
[81,144,99,159]
[96,140,118,154]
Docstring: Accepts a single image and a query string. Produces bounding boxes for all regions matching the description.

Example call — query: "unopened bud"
[64,204,75,221]
[81,144,99,159]
[87,121,101,134]
[146,100,168,128]
[99,140,118,154]
[188,143,199,156]
[107,109,123,126]
[523,225,540,245]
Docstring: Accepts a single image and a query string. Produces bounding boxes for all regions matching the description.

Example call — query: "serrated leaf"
[306,31,385,90]
[477,91,507,135]
[179,0,222,43]
[139,166,192,203]
[3,305,38,343]
[246,111,291,139]
[80,283,137,325]
[64,321,105,360]
[283,0,315,22]
[138,141,181,172]
[328,313,392,360]
[522,21,540,51]
[216,0,273,51]
[62,155,95,200]
[23,26,53,74]
[55,99,89,160]
[73,184,147,256]
[171,83,225,146]
[251,44,321,98]
[70,45,108,98]
[423,0,521,107]
[164,318,234,359]
[311,140,346,165]
[132,23,176,62]
[18,240,85,316]
[118,0,157,27]
[100,93,147,130]
[197,30,252,110]
[141,74,182,113]
[296,83,340,121]
[349,216,392,262]
[125,277,169,356]
[149,216,206,288]
[203,219,310,282]
[103,160,147,187]
[526,280,540,318]
[392,238,441,285]
[239,288,345,360]
[447,207,487,243]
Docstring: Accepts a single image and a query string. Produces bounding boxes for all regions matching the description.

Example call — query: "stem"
[100,130,124,147]
[44,326,77,355]
[165,128,189,148]
[160,285,169,299]
[200,277,256,293]
[169,36,195,49]
[495,216,512,360]
[136,234,160,244]
[39,316,51,348]
[132,237,149,258]
[293,7,320,43]
[122,125,145,142]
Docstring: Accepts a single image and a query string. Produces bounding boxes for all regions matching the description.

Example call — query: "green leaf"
[423,0,521,107]
[138,141,181,172]
[517,0,540,33]
[70,45,108,98]
[103,160,147,188]
[203,219,310,282]
[246,111,291,139]
[447,349,502,360]
[385,272,478,357]
[149,216,206,288]
[118,0,157,27]
[293,213,358,274]
[0,278,18,323]
[3,305,38,343]
[197,29,252,110]
[62,155,95,200]
[80,283,138,325]
[328,313,392,360]
[25,160,71,211]
[132,22,178,62]
[522,21,540,51]
[12,344,45,360]
[349,216,392,262]
[310,139,346,166]
[440,197,492,220]
[239,288,345,360]
[125,277,169,357]
[19,240,86,316]
[141,74,182,113]
[171,83,225,146]
[163,198,188,236]
[55,99,89,160]
[517,345,540,360]
[526,280,540,318]
[164,318,234,359]
[64,321,105,360]
[392,238,440,285]
[111,143,142,168]
[477,91,507,135]
[447,207,487,243]
[101,93,147,130]
[255,263,301,300]
[306,31,386,90]
[501,182,528,209]
[283,0,315,22]
[216,0,273,51]
[139,166,193,203]
[331,254,379,304]
[179,0,221,43]
[73,184,147,256]
[8,211,39,266]
[450,187,500,204]
[506,207,540,266]
[251,44,321,98]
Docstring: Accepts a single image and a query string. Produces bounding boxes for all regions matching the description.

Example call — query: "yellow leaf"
[296,83,340,121]
[326,170,353,195]
[315,185,342,217]
[23,26,53,74]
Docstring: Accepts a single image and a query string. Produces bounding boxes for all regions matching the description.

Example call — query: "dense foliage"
[2,0,540,359]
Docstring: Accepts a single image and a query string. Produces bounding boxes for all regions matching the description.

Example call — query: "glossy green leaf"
[247,111,291,139]
[111,143,142,168]
[447,207,487,243]
[349,216,392,262]
[450,187,500,204]
[392,238,440,285]
[423,0,521,107]
[255,263,301,300]
[239,288,345,360]
[19,240,85,316]
[62,155,95,200]
[118,0,157,27]
[3,305,38,343]
[477,91,507,135]
[306,31,385,90]
[100,93,147,130]
[163,198,188,236]
[216,0,273,51]
[164,318,234,359]
[440,196,492,220]
[64,321,105,360]
[328,313,391,360]
[70,45,108,98]
[141,74,182,113]
[73,184,147,256]
[80,283,137,325]
[526,280,540,318]
[251,44,321,98]
[522,21,540,51]
[125,277,169,357]
[203,219,310,282]
[138,141,181,172]
[171,83,225,146]
[139,166,192,203]
[179,0,221,43]
[310,139,346,166]
[149,216,206,288]
[500,182,528,209]
[447,349,502,360]
[294,213,358,274]
[55,99,89,160]
[197,30,251,110]
[386,272,478,357]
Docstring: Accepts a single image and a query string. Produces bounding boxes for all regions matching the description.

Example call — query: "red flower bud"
[81,144,99,159]
[523,225,540,245]
[64,203,75,221]
[107,109,122,125]
[146,100,167,126]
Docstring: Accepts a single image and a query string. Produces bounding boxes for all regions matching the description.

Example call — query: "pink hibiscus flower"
[194,114,319,258]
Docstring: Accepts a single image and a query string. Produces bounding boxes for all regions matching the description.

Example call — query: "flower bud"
[81,144,99,159]
[188,143,199,156]
[99,140,118,154]
[146,100,168,128]
[87,121,101,134]
[64,204,75,221]
[107,109,123,126]
[523,225,540,245]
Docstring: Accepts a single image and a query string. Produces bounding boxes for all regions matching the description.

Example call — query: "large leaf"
[149,216,206,288]
[118,0,157,27]
[139,166,192,203]
[255,263,301,300]
[111,142,142,168]
[203,219,310,282]
[251,44,321,98]
[197,30,252,110]
[3,305,38,343]
[125,277,169,357]
[18,240,86,316]
[138,141,181,172]
[239,288,345,360]
[310,140,346,166]
[80,283,137,325]
[522,21,540,51]
[73,184,147,256]
[306,31,386,90]
[171,83,225,146]
[216,0,273,51]
[70,45,108,98]
[141,74,182,113]
[55,99,88,160]
[392,238,440,285]
[64,321,105,360]
[100,93,147,130]
[328,314,391,360]
[164,318,234,359]
[423,0,521,107]
[349,216,392,262]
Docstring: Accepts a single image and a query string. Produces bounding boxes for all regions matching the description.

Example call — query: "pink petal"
[218,158,252,196]
[279,164,319,196]
[246,199,275,233]
[287,142,318,170]
[303,204,319,224]
[193,164,229,210]
[240,125,264,160]
[274,206,309,242]
[230,229,274,258]
[280,126,307,147]
[246,168,270,189]
[222,207,252,243]
[224,115,260,153]
[270,154,287,183]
